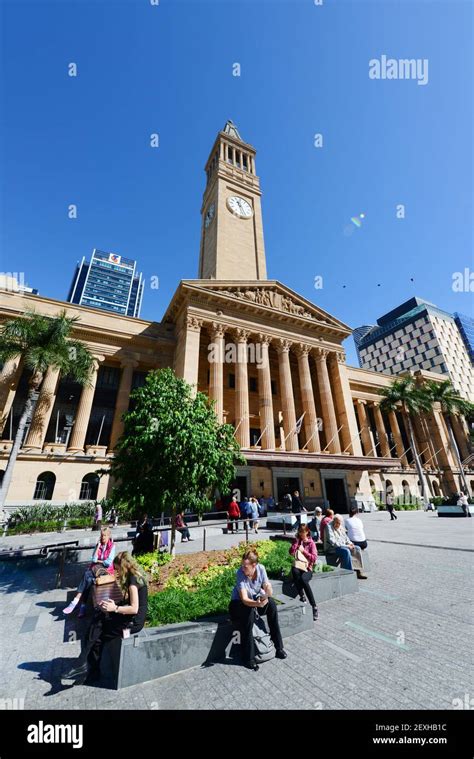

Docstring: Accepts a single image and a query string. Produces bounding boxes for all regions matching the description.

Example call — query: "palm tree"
[380,376,432,507]
[0,311,94,507]
[422,380,473,495]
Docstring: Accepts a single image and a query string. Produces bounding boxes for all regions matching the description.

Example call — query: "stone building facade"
[0,123,471,510]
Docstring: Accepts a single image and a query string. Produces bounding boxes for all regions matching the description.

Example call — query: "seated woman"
[345,507,368,550]
[175,510,193,542]
[324,514,367,579]
[289,524,319,621]
[132,521,154,556]
[63,526,115,617]
[64,551,148,683]
[229,549,287,671]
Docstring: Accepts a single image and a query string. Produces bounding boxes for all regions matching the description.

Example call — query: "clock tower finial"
[198,123,267,281]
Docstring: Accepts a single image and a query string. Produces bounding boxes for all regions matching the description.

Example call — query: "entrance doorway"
[231,476,250,505]
[276,476,301,509]
[323,477,349,513]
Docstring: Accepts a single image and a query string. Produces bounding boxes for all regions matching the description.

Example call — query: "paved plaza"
[0,511,472,711]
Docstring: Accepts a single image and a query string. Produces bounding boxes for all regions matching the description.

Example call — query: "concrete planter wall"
[100,568,358,689]
[437,505,474,517]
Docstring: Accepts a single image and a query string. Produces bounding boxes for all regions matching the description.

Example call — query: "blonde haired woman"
[64,551,148,683]
[63,526,115,618]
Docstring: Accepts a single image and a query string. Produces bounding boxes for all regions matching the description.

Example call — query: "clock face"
[227,195,253,219]
[204,203,215,228]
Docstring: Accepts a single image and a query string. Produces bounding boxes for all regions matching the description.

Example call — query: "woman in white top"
[345,507,367,550]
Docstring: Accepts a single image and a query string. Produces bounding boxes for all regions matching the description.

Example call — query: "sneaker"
[356,570,368,579]
[299,595,306,604]
[63,662,88,680]
[63,601,79,615]
[245,661,259,671]
[312,607,319,621]
[78,604,87,618]
[275,649,288,660]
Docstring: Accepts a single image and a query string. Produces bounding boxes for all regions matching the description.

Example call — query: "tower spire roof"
[222,120,242,140]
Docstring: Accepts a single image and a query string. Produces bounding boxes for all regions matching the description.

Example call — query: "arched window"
[401,480,411,502]
[79,473,100,501]
[385,479,393,494]
[33,472,56,501]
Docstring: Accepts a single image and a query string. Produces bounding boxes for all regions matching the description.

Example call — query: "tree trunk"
[405,409,430,507]
[0,375,42,508]
[445,415,469,494]
[170,505,177,557]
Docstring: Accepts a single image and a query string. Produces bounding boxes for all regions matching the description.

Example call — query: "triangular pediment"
[164,280,352,338]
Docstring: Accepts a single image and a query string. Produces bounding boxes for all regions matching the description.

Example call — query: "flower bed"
[136,540,333,627]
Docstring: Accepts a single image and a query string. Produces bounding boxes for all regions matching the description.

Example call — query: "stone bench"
[98,569,358,689]
[269,534,371,572]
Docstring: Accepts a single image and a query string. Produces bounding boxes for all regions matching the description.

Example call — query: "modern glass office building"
[67,249,144,317]
[454,312,474,363]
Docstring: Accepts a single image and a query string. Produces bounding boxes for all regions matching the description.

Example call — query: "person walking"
[227,497,240,533]
[289,524,319,621]
[93,501,103,531]
[457,492,471,518]
[240,497,252,532]
[291,490,307,529]
[250,497,260,533]
[386,492,397,520]
[229,549,287,671]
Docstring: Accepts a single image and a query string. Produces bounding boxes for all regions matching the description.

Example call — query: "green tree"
[422,379,473,495]
[108,368,245,551]
[0,311,95,507]
[380,376,432,506]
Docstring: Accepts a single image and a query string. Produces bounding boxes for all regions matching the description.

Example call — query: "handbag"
[252,609,275,663]
[92,575,123,608]
[90,563,108,578]
[294,546,309,572]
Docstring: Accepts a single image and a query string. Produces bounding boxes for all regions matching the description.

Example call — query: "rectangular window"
[249,377,258,393]
[229,373,235,389]
[271,380,277,395]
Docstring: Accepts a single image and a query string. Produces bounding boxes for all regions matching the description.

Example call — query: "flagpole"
[253,425,268,448]
[284,412,305,443]
[323,425,343,453]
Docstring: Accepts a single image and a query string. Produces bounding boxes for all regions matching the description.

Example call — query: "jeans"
[334,546,353,570]
[352,539,368,550]
[228,519,239,532]
[291,567,316,608]
[178,527,191,540]
[229,598,283,666]
[77,568,96,602]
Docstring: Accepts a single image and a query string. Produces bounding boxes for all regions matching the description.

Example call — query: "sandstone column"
[328,352,362,455]
[372,402,391,457]
[355,400,376,457]
[450,414,470,461]
[276,339,298,452]
[0,357,22,435]
[314,348,340,453]
[174,313,202,395]
[24,366,61,451]
[388,410,409,467]
[257,334,276,450]
[233,328,250,448]
[209,322,226,424]
[295,344,320,452]
[108,358,138,450]
[67,357,103,453]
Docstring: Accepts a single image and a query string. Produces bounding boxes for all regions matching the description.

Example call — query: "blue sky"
[1,0,472,365]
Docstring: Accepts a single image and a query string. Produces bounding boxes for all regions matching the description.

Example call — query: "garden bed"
[135,541,334,627]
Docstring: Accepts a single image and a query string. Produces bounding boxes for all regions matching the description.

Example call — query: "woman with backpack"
[229,549,287,671]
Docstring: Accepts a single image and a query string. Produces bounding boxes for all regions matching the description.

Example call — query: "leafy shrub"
[135,551,172,582]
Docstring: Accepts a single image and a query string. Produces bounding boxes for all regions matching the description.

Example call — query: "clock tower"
[198,121,267,280]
